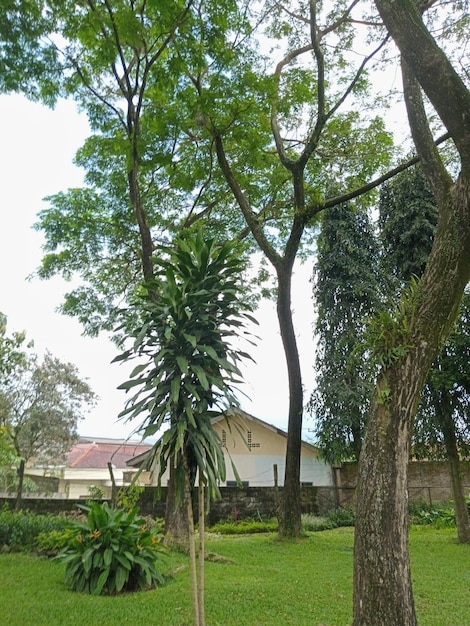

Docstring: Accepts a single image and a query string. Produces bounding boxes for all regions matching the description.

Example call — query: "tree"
[353,1,470,623]
[0,312,30,377]
[416,301,470,543]
[30,0,247,338]
[378,165,438,285]
[5,1,448,545]
[22,0,252,539]
[7,0,395,538]
[196,1,396,536]
[0,0,61,102]
[9,0,246,536]
[379,165,470,543]
[116,231,255,626]
[0,348,97,508]
[309,203,382,463]
[0,425,19,492]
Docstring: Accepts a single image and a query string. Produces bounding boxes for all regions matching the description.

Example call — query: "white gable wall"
[224,451,332,487]
[148,411,334,487]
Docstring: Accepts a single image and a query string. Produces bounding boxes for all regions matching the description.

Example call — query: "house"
[25,437,152,499]
[128,409,334,488]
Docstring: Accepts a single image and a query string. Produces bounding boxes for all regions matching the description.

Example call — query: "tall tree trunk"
[436,392,470,543]
[353,367,422,626]
[164,464,190,548]
[107,461,118,507]
[354,2,470,623]
[276,263,303,537]
[184,460,200,626]
[128,165,154,281]
[354,186,470,624]
[15,458,25,511]
[214,134,306,538]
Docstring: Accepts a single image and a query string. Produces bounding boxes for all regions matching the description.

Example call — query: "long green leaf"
[94,568,110,595]
[115,565,129,592]
[170,376,181,403]
[192,364,209,390]
[176,355,188,374]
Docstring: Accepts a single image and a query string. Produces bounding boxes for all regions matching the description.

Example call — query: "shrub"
[301,508,355,533]
[36,527,77,556]
[409,500,456,528]
[55,502,166,595]
[87,485,105,501]
[0,508,69,551]
[208,518,278,535]
[209,508,356,535]
[117,485,144,512]
[301,514,335,532]
[408,499,430,522]
[327,506,356,527]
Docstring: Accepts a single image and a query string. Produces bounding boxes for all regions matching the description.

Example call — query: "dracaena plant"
[115,230,256,625]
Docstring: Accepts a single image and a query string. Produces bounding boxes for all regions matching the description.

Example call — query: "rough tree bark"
[164,463,190,547]
[354,1,470,623]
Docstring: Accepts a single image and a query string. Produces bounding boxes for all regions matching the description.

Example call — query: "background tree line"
[0,312,96,507]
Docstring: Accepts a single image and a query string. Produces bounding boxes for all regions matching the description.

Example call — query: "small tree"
[116,230,255,626]
[0,426,18,492]
[0,346,97,508]
[0,312,30,377]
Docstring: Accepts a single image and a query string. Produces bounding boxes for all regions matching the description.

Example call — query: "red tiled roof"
[66,442,152,469]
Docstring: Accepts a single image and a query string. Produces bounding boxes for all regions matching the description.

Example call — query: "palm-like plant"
[116,230,255,625]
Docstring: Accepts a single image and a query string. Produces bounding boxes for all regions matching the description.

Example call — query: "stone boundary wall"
[336,460,470,507]
[0,485,337,521]
[2,460,467,518]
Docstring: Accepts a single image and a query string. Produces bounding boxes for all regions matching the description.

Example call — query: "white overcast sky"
[0,93,317,441]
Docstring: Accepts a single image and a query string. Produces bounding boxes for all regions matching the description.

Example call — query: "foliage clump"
[408,500,456,529]
[36,526,78,555]
[208,507,357,535]
[55,501,165,595]
[302,507,356,532]
[208,517,278,535]
[0,507,69,551]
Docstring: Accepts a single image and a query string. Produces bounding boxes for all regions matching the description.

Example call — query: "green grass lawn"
[0,527,468,626]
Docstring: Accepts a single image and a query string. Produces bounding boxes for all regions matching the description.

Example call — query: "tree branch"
[214,134,282,267]
[374,0,470,167]
[401,58,452,206]
[270,44,313,169]
[316,132,450,213]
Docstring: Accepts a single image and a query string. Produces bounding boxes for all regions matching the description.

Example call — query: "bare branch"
[316,132,450,213]
[401,58,452,205]
[214,134,283,267]
[320,0,362,37]
[270,44,313,168]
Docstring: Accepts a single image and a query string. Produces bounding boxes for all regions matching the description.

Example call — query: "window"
[221,429,227,447]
